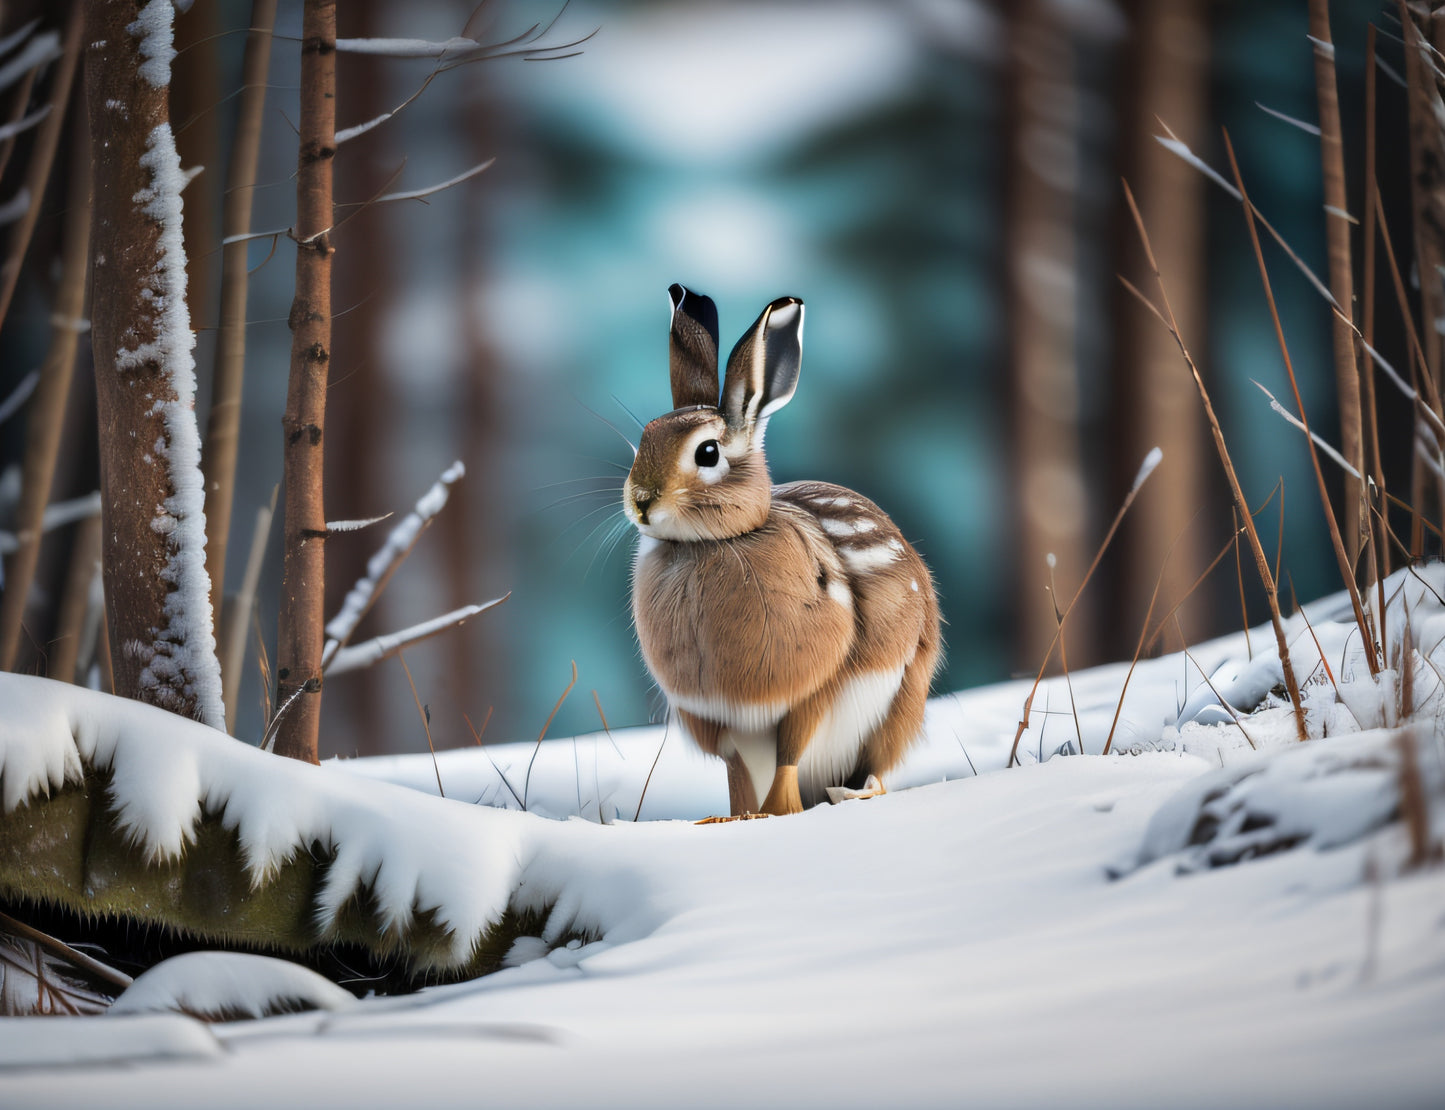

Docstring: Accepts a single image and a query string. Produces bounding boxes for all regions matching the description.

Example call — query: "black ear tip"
[668,283,687,310]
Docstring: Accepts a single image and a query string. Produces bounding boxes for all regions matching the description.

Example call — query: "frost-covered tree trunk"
[83,0,224,729]
[274,0,337,764]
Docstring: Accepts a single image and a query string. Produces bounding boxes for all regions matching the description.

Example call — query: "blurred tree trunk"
[275,0,337,763]
[452,78,507,740]
[84,0,222,726]
[326,0,392,757]
[1111,0,1210,653]
[1004,0,1092,669]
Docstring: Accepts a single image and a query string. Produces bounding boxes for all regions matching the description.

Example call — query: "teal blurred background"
[0,0,1417,755]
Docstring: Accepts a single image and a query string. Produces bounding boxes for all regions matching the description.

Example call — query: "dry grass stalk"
[48,514,100,683]
[275,0,338,763]
[223,494,275,734]
[1232,508,1252,659]
[1307,0,1365,563]
[635,716,670,823]
[1145,526,1245,655]
[396,649,443,798]
[465,709,524,810]
[0,10,81,329]
[1120,178,1308,741]
[1180,631,1258,751]
[202,0,279,650]
[1006,450,1161,767]
[523,660,578,810]
[0,62,39,181]
[0,120,89,670]
[1362,25,1389,609]
[1222,133,1379,679]
[1103,524,1191,756]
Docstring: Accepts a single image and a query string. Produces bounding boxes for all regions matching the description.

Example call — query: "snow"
[126,0,178,89]
[0,30,60,96]
[322,461,466,665]
[113,113,225,728]
[109,953,355,1020]
[0,567,1442,1105]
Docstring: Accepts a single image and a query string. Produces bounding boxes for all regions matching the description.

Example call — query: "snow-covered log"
[0,673,544,983]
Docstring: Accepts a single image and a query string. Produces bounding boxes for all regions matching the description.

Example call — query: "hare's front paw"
[760,766,805,816]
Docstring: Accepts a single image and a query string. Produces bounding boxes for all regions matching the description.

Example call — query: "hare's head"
[624,285,804,542]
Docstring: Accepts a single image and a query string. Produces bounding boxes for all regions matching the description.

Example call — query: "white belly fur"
[675,667,907,808]
[797,666,906,800]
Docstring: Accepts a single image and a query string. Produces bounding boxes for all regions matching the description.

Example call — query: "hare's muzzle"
[629,485,655,526]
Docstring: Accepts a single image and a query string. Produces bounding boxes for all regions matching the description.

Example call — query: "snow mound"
[109,953,356,1021]
[1130,728,1443,874]
[0,675,533,967]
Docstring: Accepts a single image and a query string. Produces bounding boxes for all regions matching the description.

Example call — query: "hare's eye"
[694,440,721,467]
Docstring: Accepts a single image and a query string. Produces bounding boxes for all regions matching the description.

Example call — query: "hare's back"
[774,481,937,675]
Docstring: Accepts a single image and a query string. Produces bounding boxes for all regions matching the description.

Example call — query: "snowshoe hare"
[625,285,941,816]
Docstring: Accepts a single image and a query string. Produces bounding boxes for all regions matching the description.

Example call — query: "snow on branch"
[325,513,392,533]
[0,491,100,557]
[335,36,483,59]
[0,369,38,426]
[1155,126,1338,308]
[0,104,49,144]
[0,30,60,95]
[0,18,41,59]
[321,461,465,667]
[1251,381,1361,480]
[371,159,494,205]
[0,188,28,228]
[325,596,508,677]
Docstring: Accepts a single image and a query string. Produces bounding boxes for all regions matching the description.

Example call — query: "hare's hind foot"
[824,774,886,805]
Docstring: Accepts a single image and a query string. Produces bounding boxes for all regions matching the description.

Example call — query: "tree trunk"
[1004,0,1092,669]
[84,0,224,728]
[1112,0,1210,652]
[274,0,337,763]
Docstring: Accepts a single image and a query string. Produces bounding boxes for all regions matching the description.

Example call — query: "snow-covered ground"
[0,569,1442,1108]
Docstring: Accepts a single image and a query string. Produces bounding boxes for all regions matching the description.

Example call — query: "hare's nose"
[632,488,654,521]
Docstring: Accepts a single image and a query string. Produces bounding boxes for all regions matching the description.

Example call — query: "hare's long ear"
[721,296,804,433]
[668,284,720,409]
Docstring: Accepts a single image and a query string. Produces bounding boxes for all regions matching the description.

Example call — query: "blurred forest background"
[0,0,1421,756]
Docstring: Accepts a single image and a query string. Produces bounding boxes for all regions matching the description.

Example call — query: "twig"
[634,714,669,822]
[0,909,132,990]
[1223,131,1378,677]
[523,660,577,810]
[397,649,443,798]
[324,595,508,676]
[0,12,80,329]
[223,490,276,734]
[0,107,89,670]
[464,708,525,810]
[321,461,466,668]
[1104,522,1190,755]
[1006,448,1162,766]
[1119,176,1307,741]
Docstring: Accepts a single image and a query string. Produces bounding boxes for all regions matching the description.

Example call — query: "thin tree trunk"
[0,114,90,670]
[0,5,82,330]
[202,0,277,717]
[1114,0,1209,651]
[84,0,224,727]
[1308,0,1364,566]
[274,0,337,764]
[1004,0,1092,669]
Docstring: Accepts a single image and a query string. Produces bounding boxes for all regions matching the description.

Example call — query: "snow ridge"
[113,13,224,731]
[0,675,529,964]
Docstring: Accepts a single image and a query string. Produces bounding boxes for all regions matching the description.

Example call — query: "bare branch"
[325,595,508,677]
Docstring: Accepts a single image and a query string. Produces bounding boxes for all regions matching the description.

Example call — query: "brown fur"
[626,295,942,816]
